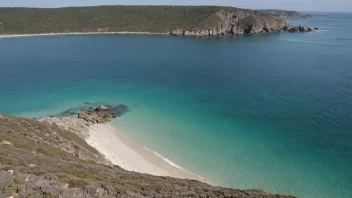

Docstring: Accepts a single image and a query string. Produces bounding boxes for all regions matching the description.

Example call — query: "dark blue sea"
[0,12,351,198]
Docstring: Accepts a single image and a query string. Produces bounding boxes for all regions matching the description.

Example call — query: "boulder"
[249,26,264,34]
[299,25,310,32]
[95,105,108,111]
[171,29,184,36]
[231,26,237,34]
[183,31,192,36]
[199,30,209,36]
[236,28,244,35]
[288,27,299,33]
[6,170,14,175]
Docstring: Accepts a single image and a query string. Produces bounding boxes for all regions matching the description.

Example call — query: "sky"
[0,0,350,12]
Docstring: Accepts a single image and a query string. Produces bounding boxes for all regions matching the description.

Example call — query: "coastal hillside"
[0,114,296,198]
[258,9,312,18]
[0,6,314,36]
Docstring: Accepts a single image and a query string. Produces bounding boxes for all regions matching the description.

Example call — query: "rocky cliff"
[170,9,317,36]
[0,113,296,198]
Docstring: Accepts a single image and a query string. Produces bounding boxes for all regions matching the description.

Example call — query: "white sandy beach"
[0,32,167,38]
[41,115,205,182]
[86,124,206,182]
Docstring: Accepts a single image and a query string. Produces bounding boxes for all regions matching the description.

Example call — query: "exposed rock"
[0,115,3,120]
[184,30,192,36]
[6,170,14,175]
[231,26,237,34]
[77,105,127,124]
[0,140,13,146]
[236,28,244,35]
[288,25,314,33]
[171,29,184,36]
[299,25,310,32]
[95,105,108,111]
[248,25,265,34]
[288,27,299,33]
[61,183,70,190]
[171,9,315,36]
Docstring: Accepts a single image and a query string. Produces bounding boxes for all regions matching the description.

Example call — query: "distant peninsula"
[259,9,313,18]
[0,6,318,37]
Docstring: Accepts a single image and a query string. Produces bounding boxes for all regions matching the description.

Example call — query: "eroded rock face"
[170,9,317,36]
[171,29,184,36]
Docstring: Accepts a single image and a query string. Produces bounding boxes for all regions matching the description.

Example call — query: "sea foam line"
[106,124,205,180]
[141,146,205,180]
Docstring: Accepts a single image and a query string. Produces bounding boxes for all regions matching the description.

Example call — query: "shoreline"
[86,123,207,183]
[0,32,167,38]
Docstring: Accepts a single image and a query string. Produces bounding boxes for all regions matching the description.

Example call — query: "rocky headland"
[0,6,318,38]
[170,9,318,36]
[0,105,297,197]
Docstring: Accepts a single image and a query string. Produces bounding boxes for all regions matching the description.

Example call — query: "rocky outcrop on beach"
[0,114,297,198]
[40,105,128,141]
[77,105,128,124]
[170,9,317,36]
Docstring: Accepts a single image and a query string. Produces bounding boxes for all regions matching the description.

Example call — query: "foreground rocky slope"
[0,112,296,198]
[0,6,316,37]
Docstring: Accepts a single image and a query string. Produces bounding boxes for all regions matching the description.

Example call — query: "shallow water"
[1,13,352,198]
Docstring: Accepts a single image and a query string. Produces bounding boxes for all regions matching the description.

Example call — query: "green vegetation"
[258,9,312,18]
[0,6,230,34]
[0,114,295,197]
[0,6,285,35]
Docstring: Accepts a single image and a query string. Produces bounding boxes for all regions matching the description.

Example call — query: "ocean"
[0,12,351,198]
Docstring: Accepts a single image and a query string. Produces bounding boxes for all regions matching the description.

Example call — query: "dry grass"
[0,115,295,197]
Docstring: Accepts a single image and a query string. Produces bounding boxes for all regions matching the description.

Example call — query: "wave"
[314,29,328,32]
[106,124,205,180]
[142,146,205,180]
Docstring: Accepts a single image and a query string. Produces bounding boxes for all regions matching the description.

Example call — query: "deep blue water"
[1,13,352,198]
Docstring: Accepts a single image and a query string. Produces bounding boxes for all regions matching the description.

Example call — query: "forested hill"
[0,5,314,36]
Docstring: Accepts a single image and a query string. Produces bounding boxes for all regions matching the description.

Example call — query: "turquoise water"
[1,13,352,198]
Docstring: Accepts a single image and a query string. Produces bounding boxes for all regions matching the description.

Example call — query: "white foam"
[106,124,205,180]
[314,29,328,32]
[142,147,185,170]
[142,146,205,180]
